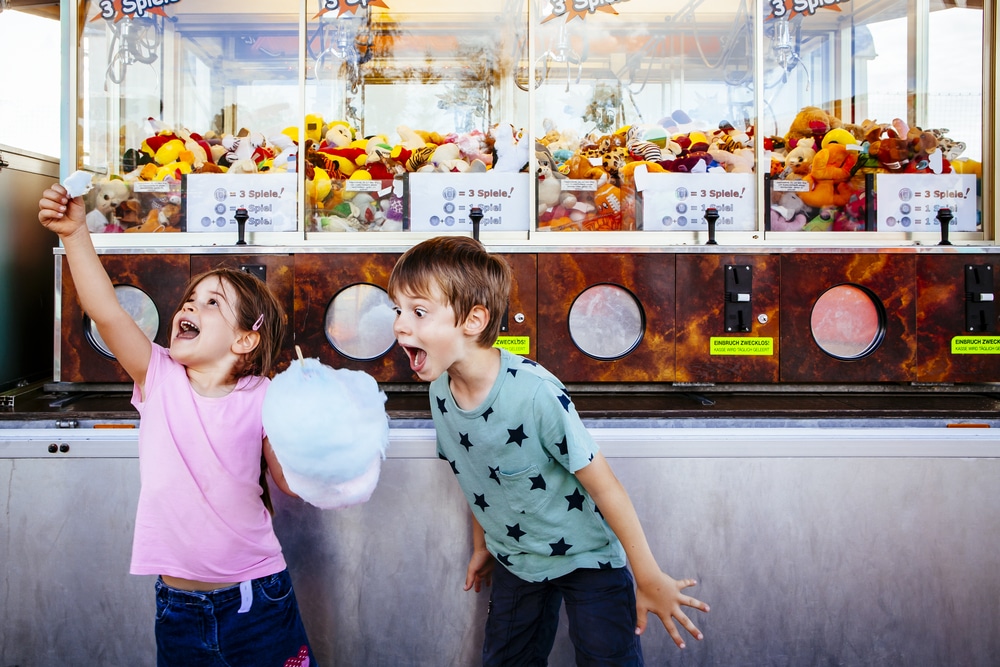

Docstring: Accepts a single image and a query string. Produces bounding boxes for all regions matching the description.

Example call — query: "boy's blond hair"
[388,236,512,346]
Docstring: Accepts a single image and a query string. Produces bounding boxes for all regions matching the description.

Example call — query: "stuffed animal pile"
[767,107,973,231]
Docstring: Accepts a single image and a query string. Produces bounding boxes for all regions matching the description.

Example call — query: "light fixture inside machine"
[84,285,160,360]
[567,284,645,361]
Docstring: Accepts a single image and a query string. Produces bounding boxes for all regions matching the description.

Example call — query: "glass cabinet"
[67,0,991,244]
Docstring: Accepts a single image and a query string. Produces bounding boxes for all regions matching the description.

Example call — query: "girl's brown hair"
[388,236,512,346]
[173,267,286,380]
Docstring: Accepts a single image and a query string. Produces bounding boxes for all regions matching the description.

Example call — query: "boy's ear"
[233,330,261,355]
[462,304,490,337]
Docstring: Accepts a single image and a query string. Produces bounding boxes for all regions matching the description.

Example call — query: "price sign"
[638,172,756,232]
[876,174,978,232]
[409,173,530,232]
[184,173,298,233]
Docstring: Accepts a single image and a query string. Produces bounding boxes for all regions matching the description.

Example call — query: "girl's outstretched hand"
[635,572,709,649]
[38,184,86,238]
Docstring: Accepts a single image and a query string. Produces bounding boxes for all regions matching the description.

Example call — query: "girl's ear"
[233,330,261,355]
[463,304,490,337]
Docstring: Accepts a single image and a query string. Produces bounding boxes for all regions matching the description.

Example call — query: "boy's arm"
[463,512,494,593]
[38,185,152,387]
[575,452,709,648]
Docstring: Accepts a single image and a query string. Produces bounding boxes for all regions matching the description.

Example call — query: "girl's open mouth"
[176,318,200,340]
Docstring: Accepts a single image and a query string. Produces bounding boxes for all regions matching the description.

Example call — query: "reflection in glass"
[86,285,159,359]
[568,284,644,360]
[325,284,397,361]
[810,284,885,360]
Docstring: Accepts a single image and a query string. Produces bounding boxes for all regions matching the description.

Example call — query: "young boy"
[388,235,708,665]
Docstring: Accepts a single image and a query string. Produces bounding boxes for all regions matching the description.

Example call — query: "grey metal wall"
[0,146,59,386]
[2,425,999,666]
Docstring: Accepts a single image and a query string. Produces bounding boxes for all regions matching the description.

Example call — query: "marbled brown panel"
[916,254,1000,383]
[60,254,190,382]
[779,253,916,383]
[294,253,408,381]
[537,254,675,383]
[675,254,780,383]
[498,253,538,360]
[190,254,296,369]
[293,253,537,383]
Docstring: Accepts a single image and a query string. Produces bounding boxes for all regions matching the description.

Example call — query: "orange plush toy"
[799,143,860,209]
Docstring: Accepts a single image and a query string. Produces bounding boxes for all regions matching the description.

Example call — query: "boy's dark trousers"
[483,563,643,666]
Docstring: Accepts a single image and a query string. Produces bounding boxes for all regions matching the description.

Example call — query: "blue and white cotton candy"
[262,357,389,509]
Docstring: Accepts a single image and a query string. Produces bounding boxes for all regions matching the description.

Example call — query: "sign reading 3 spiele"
[543,0,629,24]
[316,0,390,17]
[93,0,181,22]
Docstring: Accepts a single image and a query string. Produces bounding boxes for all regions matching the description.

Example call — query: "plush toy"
[85,178,131,233]
[769,191,810,231]
[783,137,816,177]
[709,146,754,174]
[491,124,529,173]
[536,143,576,217]
[785,106,842,146]
[799,143,860,209]
[833,192,867,231]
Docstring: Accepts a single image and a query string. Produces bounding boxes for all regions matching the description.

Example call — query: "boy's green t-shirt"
[431,349,627,582]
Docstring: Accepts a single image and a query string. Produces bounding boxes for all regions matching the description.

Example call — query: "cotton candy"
[263,357,389,509]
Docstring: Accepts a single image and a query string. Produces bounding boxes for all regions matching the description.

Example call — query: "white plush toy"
[262,348,389,509]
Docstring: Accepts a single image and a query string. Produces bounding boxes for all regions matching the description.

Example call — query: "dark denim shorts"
[483,564,643,667]
[154,569,314,667]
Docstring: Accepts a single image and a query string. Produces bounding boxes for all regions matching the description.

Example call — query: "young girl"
[38,184,315,666]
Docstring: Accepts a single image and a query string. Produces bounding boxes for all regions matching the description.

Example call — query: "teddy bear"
[785,106,842,147]
[86,178,131,233]
[536,142,577,217]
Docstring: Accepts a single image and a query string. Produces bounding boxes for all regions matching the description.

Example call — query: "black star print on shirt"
[482,407,494,421]
[497,553,512,567]
[565,488,585,511]
[554,436,568,457]
[506,368,518,378]
[507,523,526,541]
[549,538,572,556]
[447,459,459,475]
[459,433,474,450]
[522,359,538,367]
[506,424,528,447]
[436,396,448,415]
[529,474,547,491]
[558,393,572,412]
[474,493,489,511]
[489,466,501,484]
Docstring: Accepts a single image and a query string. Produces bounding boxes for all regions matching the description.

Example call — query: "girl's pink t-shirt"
[129,344,285,582]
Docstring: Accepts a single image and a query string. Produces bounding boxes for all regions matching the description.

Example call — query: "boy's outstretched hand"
[635,571,709,649]
[38,184,86,238]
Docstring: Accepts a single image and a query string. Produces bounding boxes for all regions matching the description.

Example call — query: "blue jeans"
[483,564,643,667]
[154,570,315,667]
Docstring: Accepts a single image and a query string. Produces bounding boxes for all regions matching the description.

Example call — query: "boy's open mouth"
[176,318,200,340]
[402,345,426,373]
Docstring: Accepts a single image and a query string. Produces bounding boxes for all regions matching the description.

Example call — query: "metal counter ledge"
[3,382,1000,665]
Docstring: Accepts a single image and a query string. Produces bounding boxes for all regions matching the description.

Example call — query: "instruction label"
[951,336,1000,355]
[185,173,297,232]
[638,173,756,232]
[710,337,774,356]
[494,336,531,355]
[409,173,530,232]
[876,174,978,232]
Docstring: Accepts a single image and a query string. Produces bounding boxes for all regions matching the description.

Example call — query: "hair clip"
[252,313,265,331]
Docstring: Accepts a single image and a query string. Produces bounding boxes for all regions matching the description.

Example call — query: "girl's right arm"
[39,184,152,388]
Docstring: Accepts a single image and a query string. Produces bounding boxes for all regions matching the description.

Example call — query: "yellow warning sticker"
[951,336,1000,354]
[710,337,774,356]
[495,336,531,355]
